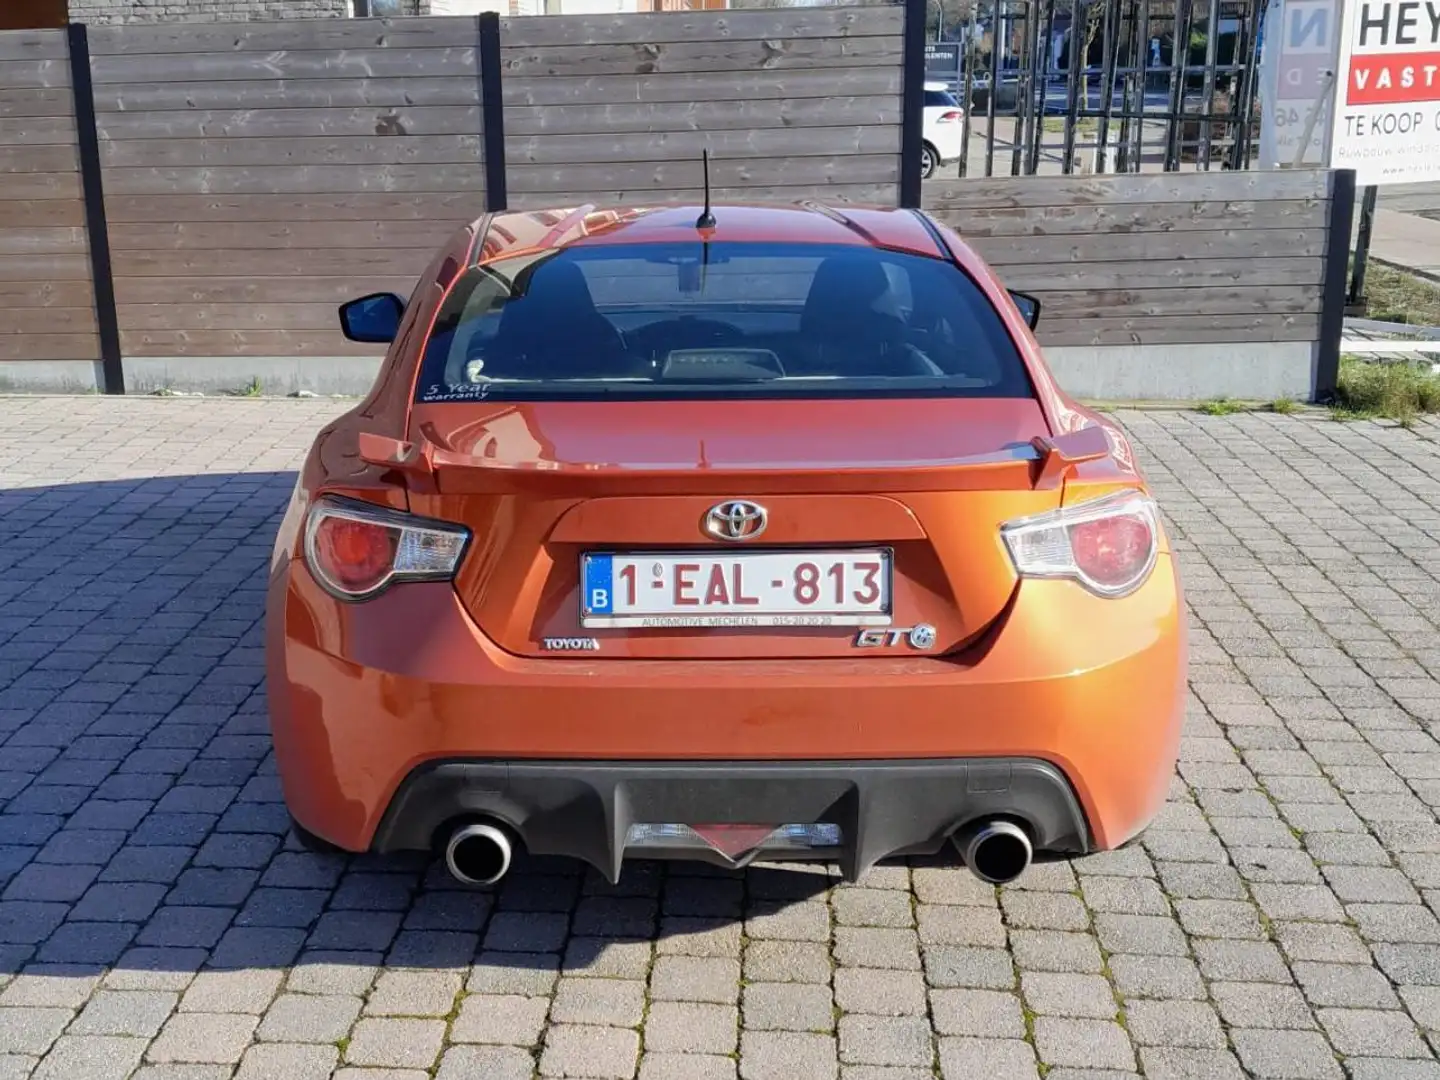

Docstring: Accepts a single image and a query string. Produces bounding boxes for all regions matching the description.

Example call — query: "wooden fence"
[499,8,904,209]
[0,10,1352,401]
[89,16,489,363]
[925,169,1332,348]
[0,28,99,379]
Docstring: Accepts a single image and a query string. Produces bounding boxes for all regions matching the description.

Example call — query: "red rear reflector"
[1068,514,1154,590]
[690,825,779,858]
[312,516,396,593]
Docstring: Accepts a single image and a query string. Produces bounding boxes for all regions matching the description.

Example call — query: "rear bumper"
[266,554,1185,862]
[373,757,1090,881]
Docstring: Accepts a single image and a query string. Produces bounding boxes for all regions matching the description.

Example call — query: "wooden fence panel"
[924,170,1333,350]
[501,6,904,210]
[0,29,99,367]
[88,15,486,363]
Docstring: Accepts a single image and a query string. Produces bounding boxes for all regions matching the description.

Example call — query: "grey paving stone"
[1316,1006,1430,1057]
[1275,922,1373,965]
[540,1024,640,1078]
[745,901,830,943]
[743,939,831,984]
[648,956,740,1004]
[738,1031,837,1080]
[1020,972,1118,1016]
[137,905,234,948]
[256,993,361,1043]
[0,1007,71,1056]
[1345,1062,1440,1080]
[0,965,102,1008]
[564,937,653,979]
[1137,1047,1247,1080]
[1032,1018,1135,1071]
[364,970,461,1017]
[936,1037,1038,1080]
[179,969,283,1014]
[657,919,743,959]
[31,1035,147,1080]
[436,1045,535,1080]
[1192,939,1294,983]
[832,928,920,971]
[923,946,1016,989]
[832,889,913,928]
[837,1016,932,1068]
[638,1052,737,1080]
[644,1002,738,1055]
[832,969,926,1016]
[71,989,178,1037]
[551,976,645,1027]
[1092,914,1188,956]
[234,1043,338,1080]
[1078,875,1169,915]
[1293,961,1401,1008]
[1009,930,1104,972]
[929,988,1025,1037]
[743,982,834,1033]
[343,1018,444,1070]
[147,1012,260,1064]
[468,951,559,996]
[1229,1029,1342,1079]
[1122,1000,1225,1049]
[450,994,549,1046]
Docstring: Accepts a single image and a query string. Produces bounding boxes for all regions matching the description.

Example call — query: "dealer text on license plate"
[581,550,892,628]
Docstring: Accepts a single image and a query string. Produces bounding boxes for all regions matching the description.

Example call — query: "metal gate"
[923,0,1265,177]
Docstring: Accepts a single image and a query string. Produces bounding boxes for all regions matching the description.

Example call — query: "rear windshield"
[925,89,960,107]
[414,241,1031,403]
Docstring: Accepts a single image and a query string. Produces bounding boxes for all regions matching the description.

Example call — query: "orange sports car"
[266,202,1186,887]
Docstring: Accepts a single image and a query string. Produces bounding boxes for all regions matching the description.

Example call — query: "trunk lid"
[384,398,1101,660]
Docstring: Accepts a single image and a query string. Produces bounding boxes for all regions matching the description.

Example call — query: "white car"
[922,81,965,179]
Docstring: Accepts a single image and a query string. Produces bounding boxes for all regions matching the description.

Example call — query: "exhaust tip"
[956,819,1033,885]
[444,821,513,886]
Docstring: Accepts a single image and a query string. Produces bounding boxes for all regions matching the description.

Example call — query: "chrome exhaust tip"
[444,821,513,886]
[955,819,1033,885]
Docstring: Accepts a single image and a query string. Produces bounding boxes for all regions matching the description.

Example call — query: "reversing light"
[1001,490,1159,598]
[302,496,469,601]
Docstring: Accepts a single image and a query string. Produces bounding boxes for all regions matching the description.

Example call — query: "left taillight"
[302,496,469,601]
[937,109,964,123]
[1001,490,1159,598]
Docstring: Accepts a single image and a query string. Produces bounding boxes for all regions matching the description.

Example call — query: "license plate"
[580,550,892,629]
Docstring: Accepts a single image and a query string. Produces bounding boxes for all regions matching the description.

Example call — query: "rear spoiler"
[356,423,1113,495]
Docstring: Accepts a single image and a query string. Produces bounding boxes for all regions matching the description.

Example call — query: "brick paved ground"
[6,397,1440,1078]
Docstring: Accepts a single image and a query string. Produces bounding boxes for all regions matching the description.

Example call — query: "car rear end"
[923,82,966,168]
[266,207,1186,883]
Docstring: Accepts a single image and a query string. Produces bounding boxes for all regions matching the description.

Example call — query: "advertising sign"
[1329,0,1440,183]
[1258,0,1341,167]
[925,43,961,83]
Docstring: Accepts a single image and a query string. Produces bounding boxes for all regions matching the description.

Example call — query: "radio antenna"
[695,149,715,230]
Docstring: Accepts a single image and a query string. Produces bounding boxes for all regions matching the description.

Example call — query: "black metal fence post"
[478,12,507,213]
[1348,185,1379,310]
[1316,169,1358,403]
[66,23,123,396]
[900,0,927,207]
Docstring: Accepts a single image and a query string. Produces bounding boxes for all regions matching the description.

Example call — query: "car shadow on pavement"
[0,472,988,986]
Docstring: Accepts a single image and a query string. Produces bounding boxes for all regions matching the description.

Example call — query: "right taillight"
[1001,490,1159,598]
[303,496,469,601]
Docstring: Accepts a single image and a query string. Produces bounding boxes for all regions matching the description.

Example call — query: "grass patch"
[1197,397,1245,415]
[1269,397,1299,414]
[1334,355,1440,423]
[235,376,263,398]
[1360,261,1440,326]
